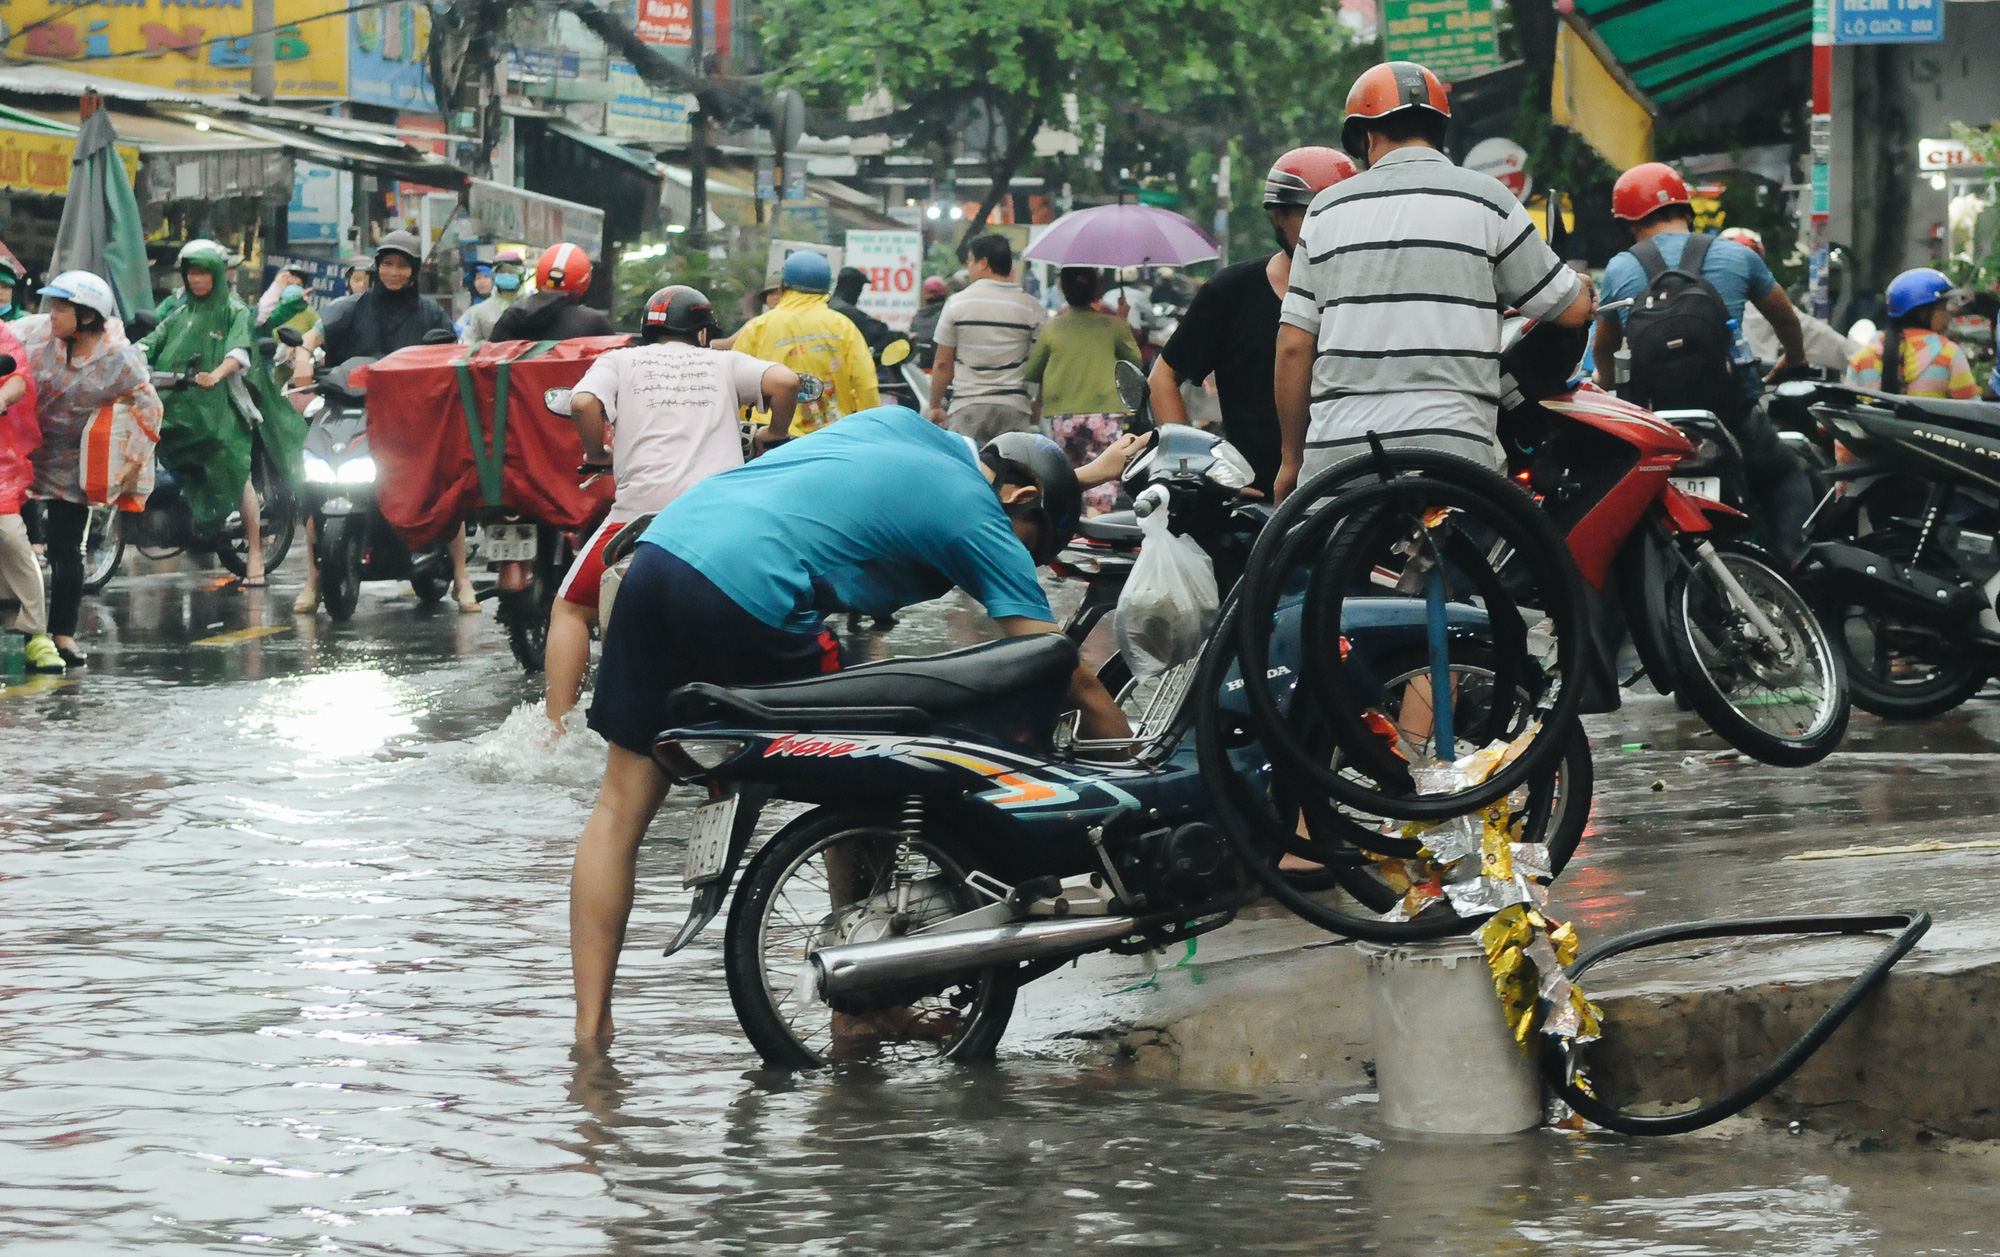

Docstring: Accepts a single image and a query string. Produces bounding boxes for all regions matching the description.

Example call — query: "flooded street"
[7,570,2000,1254]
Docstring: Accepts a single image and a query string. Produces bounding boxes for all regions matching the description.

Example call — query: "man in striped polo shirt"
[928,234,1048,441]
[1274,61,1596,501]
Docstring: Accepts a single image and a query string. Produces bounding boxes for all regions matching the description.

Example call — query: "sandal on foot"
[292,587,320,614]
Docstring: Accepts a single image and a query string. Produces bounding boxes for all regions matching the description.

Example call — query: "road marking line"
[0,676,78,699]
[1787,837,2000,862]
[193,626,293,647]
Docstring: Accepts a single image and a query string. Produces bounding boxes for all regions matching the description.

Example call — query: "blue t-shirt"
[640,406,1054,632]
[1600,232,1776,325]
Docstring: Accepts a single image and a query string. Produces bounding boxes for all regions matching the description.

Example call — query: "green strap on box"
[455,340,557,508]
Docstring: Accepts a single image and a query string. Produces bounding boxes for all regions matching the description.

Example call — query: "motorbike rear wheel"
[498,527,564,672]
[318,515,367,621]
[215,447,296,578]
[80,504,125,593]
[1810,534,1989,720]
[724,807,1017,1070]
[1667,538,1847,766]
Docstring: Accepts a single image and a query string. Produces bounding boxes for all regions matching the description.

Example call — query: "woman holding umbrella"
[1023,266,1141,513]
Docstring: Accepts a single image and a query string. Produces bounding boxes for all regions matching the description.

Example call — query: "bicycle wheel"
[80,504,125,593]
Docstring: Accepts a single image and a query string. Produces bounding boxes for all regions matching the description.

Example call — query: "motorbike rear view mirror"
[797,374,825,403]
[256,336,278,358]
[879,337,912,367]
[1115,359,1156,434]
[0,354,17,377]
[276,326,306,348]
[422,328,458,345]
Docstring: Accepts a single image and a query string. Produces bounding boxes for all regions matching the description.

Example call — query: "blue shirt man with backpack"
[1589,162,1814,563]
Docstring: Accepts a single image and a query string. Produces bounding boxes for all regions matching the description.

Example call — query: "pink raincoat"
[0,320,42,513]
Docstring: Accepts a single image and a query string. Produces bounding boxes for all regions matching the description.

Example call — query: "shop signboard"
[843,230,922,332]
[467,178,604,258]
[636,0,694,46]
[349,2,437,110]
[1379,0,1498,82]
[605,62,694,143]
[1919,138,1984,171]
[262,255,351,305]
[1830,0,1942,43]
[288,162,343,244]
[6,0,347,97]
[0,125,138,196]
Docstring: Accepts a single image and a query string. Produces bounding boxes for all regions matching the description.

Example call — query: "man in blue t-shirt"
[570,406,1139,1043]
[1589,163,1814,563]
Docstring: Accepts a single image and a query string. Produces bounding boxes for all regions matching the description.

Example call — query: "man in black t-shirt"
[1149,147,1356,494]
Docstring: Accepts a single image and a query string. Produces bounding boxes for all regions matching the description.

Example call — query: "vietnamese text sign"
[264,255,350,305]
[1380,0,1498,82]
[636,0,693,46]
[1920,138,1984,171]
[844,230,922,332]
[349,2,437,109]
[1831,0,1941,43]
[606,62,693,143]
[0,124,137,195]
[8,0,347,97]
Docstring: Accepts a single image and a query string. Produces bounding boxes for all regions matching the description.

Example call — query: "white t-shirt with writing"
[572,342,769,522]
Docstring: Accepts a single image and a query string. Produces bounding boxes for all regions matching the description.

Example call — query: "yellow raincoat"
[732,290,879,433]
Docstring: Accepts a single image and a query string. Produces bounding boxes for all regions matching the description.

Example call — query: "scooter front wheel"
[723,806,1017,1070]
[318,515,366,621]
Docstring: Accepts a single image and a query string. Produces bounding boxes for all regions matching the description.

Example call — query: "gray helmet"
[980,431,1082,565]
[374,230,424,266]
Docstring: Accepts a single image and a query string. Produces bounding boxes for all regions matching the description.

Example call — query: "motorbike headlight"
[1205,440,1255,491]
[302,453,335,483]
[335,456,376,484]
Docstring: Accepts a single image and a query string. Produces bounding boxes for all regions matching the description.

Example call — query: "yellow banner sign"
[1,0,348,98]
[0,124,140,194]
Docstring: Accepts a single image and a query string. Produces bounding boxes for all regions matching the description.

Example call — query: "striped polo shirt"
[934,277,1047,415]
[1280,146,1581,449]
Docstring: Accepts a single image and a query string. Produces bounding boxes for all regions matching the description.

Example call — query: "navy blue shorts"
[588,543,843,755]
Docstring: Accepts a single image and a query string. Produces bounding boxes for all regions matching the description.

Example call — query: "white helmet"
[42,270,120,322]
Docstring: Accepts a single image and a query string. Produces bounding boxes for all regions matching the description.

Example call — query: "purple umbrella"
[1021,203,1218,268]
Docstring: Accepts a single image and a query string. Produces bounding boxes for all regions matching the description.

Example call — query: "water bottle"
[1726,319,1756,368]
[0,632,24,677]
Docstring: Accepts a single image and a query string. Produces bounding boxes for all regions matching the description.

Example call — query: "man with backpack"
[1593,162,1814,563]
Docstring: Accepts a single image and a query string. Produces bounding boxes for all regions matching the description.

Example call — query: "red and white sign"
[636,0,693,46]
[1464,137,1531,202]
[1920,138,1985,172]
[844,229,922,332]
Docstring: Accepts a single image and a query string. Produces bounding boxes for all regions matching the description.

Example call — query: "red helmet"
[1611,162,1691,222]
[1340,62,1451,159]
[642,284,718,338]
[1718,227,1765,256]
[1263,146,1359,208]
[535,242,593,296]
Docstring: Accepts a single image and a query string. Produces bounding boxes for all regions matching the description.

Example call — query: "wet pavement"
[7,566,2000,1254]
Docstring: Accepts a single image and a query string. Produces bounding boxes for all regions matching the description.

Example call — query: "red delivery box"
[357,336,626,549]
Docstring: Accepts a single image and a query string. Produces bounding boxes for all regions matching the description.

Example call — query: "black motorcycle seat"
[669,634,1080,727]
[1887,392,2000,432]
[1077,510,1142,545]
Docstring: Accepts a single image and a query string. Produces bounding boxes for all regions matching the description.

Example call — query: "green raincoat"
[139,261,269,528]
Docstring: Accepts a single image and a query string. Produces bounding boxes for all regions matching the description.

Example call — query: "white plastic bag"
[1114,490,1219,678]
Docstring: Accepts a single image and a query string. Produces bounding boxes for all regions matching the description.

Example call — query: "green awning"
[1565,0,1810,109]
[546,120,661,179]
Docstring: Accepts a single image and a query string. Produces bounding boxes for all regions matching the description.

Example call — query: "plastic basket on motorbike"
[357,335,623,550]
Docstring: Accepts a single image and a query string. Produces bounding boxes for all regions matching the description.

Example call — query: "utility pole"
[687,0,708,251]
[251,0,276,102]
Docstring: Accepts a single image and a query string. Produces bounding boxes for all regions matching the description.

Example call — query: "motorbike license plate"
[483,523,538,563]
[1671,476,1722,501]
[682,795,739,888]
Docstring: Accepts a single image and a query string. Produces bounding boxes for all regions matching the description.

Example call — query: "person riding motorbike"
[490,244,617,343]
[138,239,273,585]
[1276,61,1595,501]
[23,271,161,668]
[459,249,525,345]
[1845,267,1981,399]
[0,246,29,322]
[1594,163,1816,563]
[732,251,878,436]
[568,410,1140,1044]
[544,284,801,731]
[1152,145,1356,496]
[291,231,474,614]
[344,256,373,296]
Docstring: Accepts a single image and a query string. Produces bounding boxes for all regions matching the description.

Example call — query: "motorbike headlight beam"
[302,453,335,483]
[335,456,376,484]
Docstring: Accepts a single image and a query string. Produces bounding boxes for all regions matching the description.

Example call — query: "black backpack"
[1621,234,1743,419]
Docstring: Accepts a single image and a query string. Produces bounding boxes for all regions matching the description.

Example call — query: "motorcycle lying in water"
[1784,379,2000,717]
[1497,315,1849,765]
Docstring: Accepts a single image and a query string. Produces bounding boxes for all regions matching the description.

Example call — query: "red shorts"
[557,518,625,610]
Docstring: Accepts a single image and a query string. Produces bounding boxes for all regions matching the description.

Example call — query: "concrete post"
[251,0,276,104]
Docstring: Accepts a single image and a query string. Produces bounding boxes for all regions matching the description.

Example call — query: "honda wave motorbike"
[1786,379,2000,717]
[1498,315,1848,765]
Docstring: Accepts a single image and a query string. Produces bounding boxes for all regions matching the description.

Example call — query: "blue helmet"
[780,250,832,293]
[1886,267,1956,319]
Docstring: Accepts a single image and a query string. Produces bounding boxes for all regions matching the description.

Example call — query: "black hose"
[1542,909,1931,1136]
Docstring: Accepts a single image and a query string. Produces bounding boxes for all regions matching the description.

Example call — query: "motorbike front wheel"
[318,515,367,621]
[723,807,1017,1070]
[1667,538,1848,766]
[215,448,296,579]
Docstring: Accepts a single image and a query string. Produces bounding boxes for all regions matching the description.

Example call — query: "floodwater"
[6,570,2000,1255]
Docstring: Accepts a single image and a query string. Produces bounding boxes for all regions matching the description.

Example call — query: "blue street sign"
[1831,0,1941,44]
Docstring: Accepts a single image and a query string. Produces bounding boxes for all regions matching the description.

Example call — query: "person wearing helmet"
[344,255,373,295]
[729,249,879,436]
[1150,145,1356,495]
[909,274,950,367]
[138,239,274,582]
[541,285,802,730]
[567,405,1138,1044]
[1719,228,1858,369]
[1596,163,1817,563]
[459,249,526,345]
[490,243,617,342]
[295,231,454,382]
[0,245,28,321]
[21,269,162,667]
[1845,267,1980,399]
[1276,62,1596,501]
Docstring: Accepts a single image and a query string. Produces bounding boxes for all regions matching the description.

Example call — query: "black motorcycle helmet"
[641,284,719,342]
[980,431,1082,565]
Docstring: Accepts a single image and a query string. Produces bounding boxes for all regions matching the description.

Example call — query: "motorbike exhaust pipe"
[813,913,1143,999]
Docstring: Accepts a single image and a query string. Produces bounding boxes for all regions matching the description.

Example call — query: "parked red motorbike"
[1496,316,1848,765]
